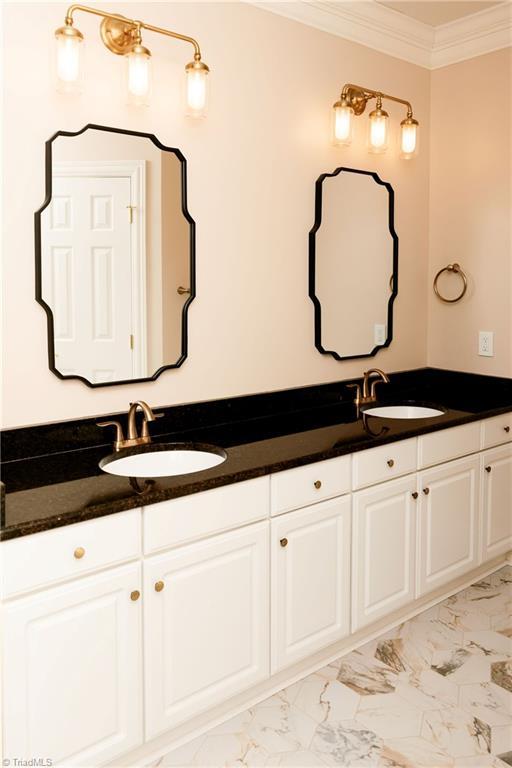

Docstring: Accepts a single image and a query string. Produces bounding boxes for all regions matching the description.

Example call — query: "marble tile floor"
[151,566,512,768]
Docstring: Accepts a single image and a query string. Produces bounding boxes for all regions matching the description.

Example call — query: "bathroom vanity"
[1,368,511,767]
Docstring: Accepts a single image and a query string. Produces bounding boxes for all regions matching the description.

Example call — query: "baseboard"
[107,554,510,768]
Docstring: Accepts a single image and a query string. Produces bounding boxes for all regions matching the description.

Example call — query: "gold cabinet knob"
[280,538,288,548]
[485,466,492,473]
[130,590,140,601]
[74,547,85,559]
[314,480,322,490]
[387,459,395,468]
[155,580,165,592]
[504,426,510,433]
[412,491,419,499]
[423,487,430,495]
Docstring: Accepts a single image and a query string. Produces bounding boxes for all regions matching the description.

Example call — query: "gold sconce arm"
[64,4,202,60]
[340,83,413,117]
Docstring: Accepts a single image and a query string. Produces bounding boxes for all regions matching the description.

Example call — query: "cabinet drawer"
[481,413,512,450]
[352,438,417,490]
[418,422,481,468]
[1,509,141,599]
[143,477,270,554]
[270,456,351,516]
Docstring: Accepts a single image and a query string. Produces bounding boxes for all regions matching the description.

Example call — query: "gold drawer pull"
[155,580,165,592]
[504,426,510,433]
[387,459,395,468]
[423,487,430,495]
[130,590,140,601]
[314,480,322,490]
[412,491,419,499]
[74,547,85,559]
[485,466,492,473]
[280,538,288,548]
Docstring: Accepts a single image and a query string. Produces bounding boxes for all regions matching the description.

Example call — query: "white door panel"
[482,447,512,560]
[418,456,480,596]
[144,522,269,738]
[42,175,133,383]
[271,497,351,673]
[352,475,417,631]
[2,563,143,766]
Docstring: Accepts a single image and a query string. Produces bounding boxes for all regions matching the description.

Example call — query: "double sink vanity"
[1,367,511,767]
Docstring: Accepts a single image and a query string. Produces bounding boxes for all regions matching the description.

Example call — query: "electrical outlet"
[479,331,494,357]
[374,324,386,345]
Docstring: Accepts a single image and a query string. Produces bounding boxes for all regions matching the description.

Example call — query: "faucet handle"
[370,379,388,399]
[140,412,165,438]
[97,420,125,449]
[347,383,362,405]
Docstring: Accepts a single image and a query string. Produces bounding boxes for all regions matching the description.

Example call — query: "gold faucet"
[98,401,163,451]
[348,368,390,408]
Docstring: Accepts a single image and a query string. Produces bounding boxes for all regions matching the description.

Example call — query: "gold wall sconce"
[55,5,210,115]
[332,84,419,159]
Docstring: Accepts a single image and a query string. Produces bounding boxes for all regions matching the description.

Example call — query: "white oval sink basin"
[100,443,227,478]
[363,405,445,420]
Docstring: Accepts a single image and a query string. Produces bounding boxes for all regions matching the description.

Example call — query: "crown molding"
[248,1,512,70]
[431,2,512,68]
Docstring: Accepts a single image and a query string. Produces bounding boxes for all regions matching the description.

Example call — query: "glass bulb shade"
[126,46,151,106]
[55,27,83,94]
[332,101,353,146]
[185,61,209,118]
[368,108,389,153]
[400,118,419,159]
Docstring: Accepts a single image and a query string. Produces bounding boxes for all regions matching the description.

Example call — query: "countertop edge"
[2,404,511,542]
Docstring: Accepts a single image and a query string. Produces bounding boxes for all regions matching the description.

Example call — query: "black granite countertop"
[1,368,511,541]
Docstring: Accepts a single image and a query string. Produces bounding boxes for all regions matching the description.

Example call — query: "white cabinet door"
[418,456,480,596]
[352,475,417,631]
[2,563,143,767]
[482,446,512,561]
[144,521,269,739]
[271,497,351,673]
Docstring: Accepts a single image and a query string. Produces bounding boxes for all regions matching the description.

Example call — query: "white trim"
[432,2,512,69]
[247,1,512,70]
[53,160,148,379]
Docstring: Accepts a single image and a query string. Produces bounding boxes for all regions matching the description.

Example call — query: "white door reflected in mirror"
[37,126,195,386]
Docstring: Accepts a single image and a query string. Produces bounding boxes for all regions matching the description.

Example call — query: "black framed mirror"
[309,167,398,361]
[35,124,195,387]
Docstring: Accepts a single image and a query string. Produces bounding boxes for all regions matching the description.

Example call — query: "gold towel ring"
[433,263,468,303]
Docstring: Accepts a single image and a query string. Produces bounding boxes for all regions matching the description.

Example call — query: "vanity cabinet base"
[110,554,510,768]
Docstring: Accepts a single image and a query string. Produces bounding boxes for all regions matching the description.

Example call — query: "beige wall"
[161,151,190,364]
[427,49,511,377]
[3,1,429,427]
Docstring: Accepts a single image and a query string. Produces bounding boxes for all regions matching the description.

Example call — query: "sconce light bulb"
[185,59,210,118]
[332,98,354,146]
[126,43,152,106]
[55,23,84,93]
[400,115,419,159]
[368,105,389,153]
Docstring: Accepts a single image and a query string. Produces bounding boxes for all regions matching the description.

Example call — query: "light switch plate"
[479,331,494,357]
[374,324,386,345]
